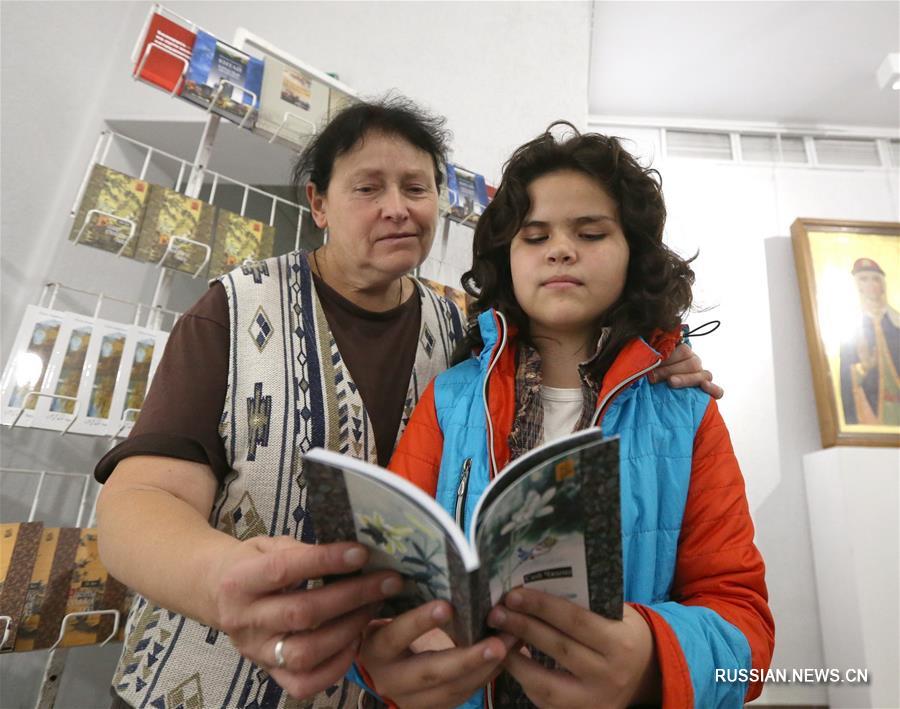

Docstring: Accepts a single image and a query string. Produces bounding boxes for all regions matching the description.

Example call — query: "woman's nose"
[379,186,409,220]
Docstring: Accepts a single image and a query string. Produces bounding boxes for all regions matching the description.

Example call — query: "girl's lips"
[542,276,583,288]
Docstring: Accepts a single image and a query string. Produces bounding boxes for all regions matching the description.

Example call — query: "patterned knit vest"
[111,252,463,709]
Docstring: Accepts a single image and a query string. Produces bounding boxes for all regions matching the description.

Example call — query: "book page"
[303,450,478,633]
[474,434,622,618]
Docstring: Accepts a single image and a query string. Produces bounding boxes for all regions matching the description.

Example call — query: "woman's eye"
[580,233,607,241]
[407,185,429,195]
[523,234,548,243]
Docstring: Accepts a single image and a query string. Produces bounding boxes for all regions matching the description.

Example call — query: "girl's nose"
[546,238,576,263]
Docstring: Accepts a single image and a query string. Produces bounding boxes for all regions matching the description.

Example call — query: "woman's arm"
[97,455,404,699]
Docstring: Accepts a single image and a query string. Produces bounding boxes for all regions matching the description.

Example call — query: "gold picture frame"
[791,218,900,447]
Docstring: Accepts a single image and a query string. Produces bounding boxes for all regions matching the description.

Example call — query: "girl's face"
[509,170,630,341]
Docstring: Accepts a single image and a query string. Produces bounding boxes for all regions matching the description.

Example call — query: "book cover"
[5,527,130,652]
[30,312,97,432]
[106,327,168,438]
[327,87,356,122]
[133,11,196,93]
[0,522,44,653]
[303,428,622,645]
[68,320,130,436]
[0,306,68,426]
[182,30,264,128]
[208,208,275,278]
[444,164,490,225]
[68,164,150,257]
[134,185,214,274]
[254,56,329,148]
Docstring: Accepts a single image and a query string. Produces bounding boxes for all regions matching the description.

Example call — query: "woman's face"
[509,169,630,340]
[308,131,438,284]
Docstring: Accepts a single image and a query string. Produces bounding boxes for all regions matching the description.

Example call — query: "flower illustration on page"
[357,511,413,556]
[500,488,556,535]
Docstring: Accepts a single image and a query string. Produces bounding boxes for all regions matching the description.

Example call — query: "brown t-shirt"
[94,275,422,482]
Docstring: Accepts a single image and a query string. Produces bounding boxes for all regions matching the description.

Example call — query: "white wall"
[0,2,590,707]
[598,124,899,706]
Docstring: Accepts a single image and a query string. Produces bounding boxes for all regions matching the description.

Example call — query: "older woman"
[95,98,717,709]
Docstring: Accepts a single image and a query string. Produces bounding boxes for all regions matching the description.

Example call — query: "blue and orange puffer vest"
[386,309,774,708]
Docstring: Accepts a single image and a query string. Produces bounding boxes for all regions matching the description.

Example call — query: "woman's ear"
[306,183,328,229]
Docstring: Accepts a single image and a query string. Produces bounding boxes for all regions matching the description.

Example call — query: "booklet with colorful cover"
[0,306,67,427]
[66,320,130,436]
[134,185,215,274]
[68,165,150,257]
[303,428,623,646]
[442,164,491,225]
[254,55,330,149]
[132,10,196,94]
[208,208,275,278]
[182,30,264,127]
[0,523,130,652]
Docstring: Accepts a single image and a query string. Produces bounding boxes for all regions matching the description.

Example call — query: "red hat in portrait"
[851,258,885,276]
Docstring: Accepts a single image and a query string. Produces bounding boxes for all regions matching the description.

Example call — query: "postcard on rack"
[254,56,329,149]
[303,428,623,646]
[327,87,356,122]
[444,164,491,225]
[134,185,215,274]
[8,527,131,652]
[0,306,72,427]
[106,327,169,439]
[181,30,264,128]
[208,208,275,278]
[68,165,150,258]
[132,10,196,93]
[30,312,98,432]
[67,320,131,436]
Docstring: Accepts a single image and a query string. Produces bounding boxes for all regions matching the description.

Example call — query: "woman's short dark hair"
[291,95,451,198]
[455,121,695,377]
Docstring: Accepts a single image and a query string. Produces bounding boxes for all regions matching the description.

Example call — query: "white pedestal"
[804,448,900,709]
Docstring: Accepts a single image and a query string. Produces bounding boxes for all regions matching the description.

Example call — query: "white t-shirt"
[541,385,583,443]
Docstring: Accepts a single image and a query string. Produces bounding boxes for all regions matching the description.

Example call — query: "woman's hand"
[487,589,660,709]
[649,342,724,399]
[209,535,404,699]
[358,600,514,709]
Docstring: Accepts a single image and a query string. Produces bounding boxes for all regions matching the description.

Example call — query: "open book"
[303,428,622,645]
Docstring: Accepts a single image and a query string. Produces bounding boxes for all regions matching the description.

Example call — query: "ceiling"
[589,1,900,129]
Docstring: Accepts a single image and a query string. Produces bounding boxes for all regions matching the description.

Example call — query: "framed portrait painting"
[791,218,900,447]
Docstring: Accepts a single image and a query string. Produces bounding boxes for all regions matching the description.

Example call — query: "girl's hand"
[649,342,724,399]
[487,589,660,709]
[358,600,515,709]
[209,536,404,699]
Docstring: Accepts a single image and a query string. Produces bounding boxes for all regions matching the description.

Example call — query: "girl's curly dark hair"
[454,121,695,380]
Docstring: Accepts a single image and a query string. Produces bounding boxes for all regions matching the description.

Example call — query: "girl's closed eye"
[580,233,608,241]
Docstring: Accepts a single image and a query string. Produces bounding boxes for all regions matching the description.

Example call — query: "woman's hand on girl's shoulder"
[649,342,724,399]
[488,589,660,709]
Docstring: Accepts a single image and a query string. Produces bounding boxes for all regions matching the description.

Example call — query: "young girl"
[355,124,775,708]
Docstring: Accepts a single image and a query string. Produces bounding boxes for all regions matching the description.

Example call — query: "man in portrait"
[839,257,900,426]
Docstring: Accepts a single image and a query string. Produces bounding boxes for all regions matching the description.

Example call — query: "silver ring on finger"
[273,632,290,670]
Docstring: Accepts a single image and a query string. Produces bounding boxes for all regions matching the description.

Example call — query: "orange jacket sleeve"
[637,399,775,706]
